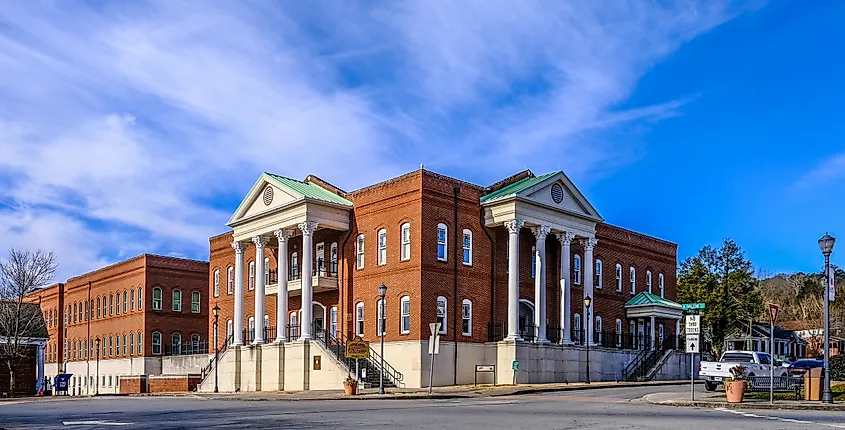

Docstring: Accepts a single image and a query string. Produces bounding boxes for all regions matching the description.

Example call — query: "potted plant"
[343,376,358,395]
[724,364,748,403]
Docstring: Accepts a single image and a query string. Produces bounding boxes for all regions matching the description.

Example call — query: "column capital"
[231,241,245,253]
[504,219,525,234]
[556,231,576,246]
[274,228,292,243]
[582,237,598,251]
[532,225,551,240]
[252,235,269,248]
[298,221,319,236]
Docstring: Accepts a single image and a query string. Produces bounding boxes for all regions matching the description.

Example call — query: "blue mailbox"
[54,374,72,396]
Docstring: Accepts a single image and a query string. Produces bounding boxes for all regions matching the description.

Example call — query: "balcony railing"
[268,260,338,284]
[485,322,685,352]
[164,340,209,356]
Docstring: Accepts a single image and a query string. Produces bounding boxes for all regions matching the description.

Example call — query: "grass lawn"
[722,386,845,401]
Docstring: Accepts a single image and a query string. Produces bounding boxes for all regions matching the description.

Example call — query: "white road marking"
[712,407,845,428]
[62,420,133,426]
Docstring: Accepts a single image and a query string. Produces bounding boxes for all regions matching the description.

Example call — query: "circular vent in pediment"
[263,186,274,206]
[551,183,564,204]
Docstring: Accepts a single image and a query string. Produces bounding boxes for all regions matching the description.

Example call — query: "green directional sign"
[682,303,706,311]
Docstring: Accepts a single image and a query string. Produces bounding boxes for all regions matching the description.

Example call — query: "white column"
[299,221,318,340]
[533,225,550,344]
[650,316,656,349]
[232,241,245,346]
[36,343,45,393]
[274,229,291,343]
[504,219,524,341]
[252,235,269,344]
[583,237,597,345]
[557,232,575,345]
[675,319,681,349]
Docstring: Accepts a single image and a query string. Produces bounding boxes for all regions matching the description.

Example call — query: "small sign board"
[476,365,495,372]
[829,267,836,301]
[512,360,519,371]
[685,315,701,335]
[313,355,321,370]
[768,303,779,325]
[346,336,370,359]
[682,303,706,311]
[686,335,700,354]
[428,323,442,355]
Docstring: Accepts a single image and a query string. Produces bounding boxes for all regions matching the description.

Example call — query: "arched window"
[130,332,135,355]
[108,335,113,356]
[264,257,270,284]
[248,261,255,290]
[116,334,121,357]
[291,252,299,278]
[595,259,603,289]
[400,296,411,334]
[595,316,603,337]
[377,228,387,265]
[109,294,114,316]
[130,288,135,311]
[172,333,181,354]
[437,223,448,261]
[213,269,220,297]
[376,299,385,336]
[138,331,143,355]
[629,267,636,294]
[436,296,447,334]
[615,319,623,347]
[152,287,162,310]
[248,317,255,341]
[84,302,88,321]
[356,234,365,269]
[329,307,338,337]
[226,320,233,345]
[400,223,411,261]
[574,313,582,343]
[646,270,653,294]
[462,229,472,266]
[172,289,182,312]
[574,254,582,285]
[96,298,101,318]
[123,334,127,356]
[115,295,121,315]
[658,273,665,298]
[191,334,200,350]
[355,302,365,336]
[102,336,107,357]
[461,299,473,336]
[227,267,234,295]
[123,291,128,313]
[289,312,297,338]
[73,303,77,323]
[191,291,201,313]
[138,287,143,310]
[151,332,162,355]
[658,324,665,346]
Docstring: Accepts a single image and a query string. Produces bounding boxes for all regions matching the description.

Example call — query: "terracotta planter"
[724,380,747,403]
[344,381,358,395]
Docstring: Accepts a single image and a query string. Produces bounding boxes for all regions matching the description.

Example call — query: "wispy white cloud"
[794,152,845,189]
[0,1,752,278]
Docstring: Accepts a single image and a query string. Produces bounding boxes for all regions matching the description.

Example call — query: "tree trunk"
[9,369,15,398]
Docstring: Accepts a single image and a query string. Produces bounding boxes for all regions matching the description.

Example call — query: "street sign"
[829,267,836,301]
[512,360,519,371]
[428,323,442,355]
[768,303,779,325]
[685,315,701,335]
[682,303,706,311]
[685,335,700,354]
[346,337,370,359]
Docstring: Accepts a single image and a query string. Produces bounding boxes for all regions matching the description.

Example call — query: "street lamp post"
[212,304,220,394]
[584,296,592,385]
[94,338,100,396]
[378,283,387,395]
[819,232,836,404]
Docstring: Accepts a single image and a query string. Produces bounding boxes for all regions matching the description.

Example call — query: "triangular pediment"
[228,175,302,226]
[519,172,602,221]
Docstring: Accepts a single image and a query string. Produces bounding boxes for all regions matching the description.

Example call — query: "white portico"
[226,173,352,345]
[482,171,603,345]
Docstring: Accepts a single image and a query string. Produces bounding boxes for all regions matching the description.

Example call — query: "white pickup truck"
[699,350,787,391]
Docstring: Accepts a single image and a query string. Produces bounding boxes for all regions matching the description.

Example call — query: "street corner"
[642,392,845,412]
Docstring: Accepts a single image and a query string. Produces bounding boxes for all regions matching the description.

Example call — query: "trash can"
[804,367,823,401]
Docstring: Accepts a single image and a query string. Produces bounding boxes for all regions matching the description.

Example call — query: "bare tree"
[0,249,57,396]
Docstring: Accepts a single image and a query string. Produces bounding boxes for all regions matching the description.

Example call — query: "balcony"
[265,260,338,296]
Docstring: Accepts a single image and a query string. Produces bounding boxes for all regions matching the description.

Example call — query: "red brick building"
[205,168,683,390]
[26,254,209,394]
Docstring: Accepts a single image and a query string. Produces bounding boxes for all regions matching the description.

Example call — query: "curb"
[643,394,845,412]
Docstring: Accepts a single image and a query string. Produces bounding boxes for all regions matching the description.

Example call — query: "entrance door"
[313,303,325,333]
[637,319,645,349]
[315,242,325,276]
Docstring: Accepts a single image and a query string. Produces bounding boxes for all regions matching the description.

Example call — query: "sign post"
[685,313,702,401]
[346,337,370,395]
[428,323,441,394]
[769,303,779,404]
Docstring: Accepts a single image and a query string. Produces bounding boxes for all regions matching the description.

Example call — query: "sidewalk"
[644,391,845,411]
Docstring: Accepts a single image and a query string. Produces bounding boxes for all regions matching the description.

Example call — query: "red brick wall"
[148,375,201,393]
[26,284,63,366]
[119,375,147,394]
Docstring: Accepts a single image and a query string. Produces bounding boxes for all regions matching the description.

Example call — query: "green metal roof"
[480,171,559,203]
[624,292,682,309]
[265,173,353,206]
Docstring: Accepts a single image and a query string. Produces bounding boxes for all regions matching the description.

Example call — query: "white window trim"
[437,223,448,262]
[574,254,582,285]
[227,267,234,295]
[152,331,162,355]
[400,223,411,261]
[400,296,411,334]
[377,229,387,266]
[436,296,447,334]
[462,229,472,266]
[615,264,623,292]
[595,259,603,289]
[595,315,603,334]
[461,299,472,337]
[248,261,256,291]
[191,291,201,313]
[355,302,365,337]
[356,234,365,269]
[630,267,636,294]
[152,287,162,311]
[213,270,220,297]
[172,289,182,312]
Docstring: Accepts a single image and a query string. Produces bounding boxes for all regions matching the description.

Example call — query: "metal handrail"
[311,323,404,386]
[200,334,233,380]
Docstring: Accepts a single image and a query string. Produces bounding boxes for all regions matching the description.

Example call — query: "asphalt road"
[2,384,845,429]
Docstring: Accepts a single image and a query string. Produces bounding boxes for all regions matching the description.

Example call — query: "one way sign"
[685,335,700,354]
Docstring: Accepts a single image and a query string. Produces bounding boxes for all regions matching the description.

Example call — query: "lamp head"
[584,296,592,309]
[95,337,100,346]
[819,232,836,256]
[378,283,387,298]
[212,304,220,318]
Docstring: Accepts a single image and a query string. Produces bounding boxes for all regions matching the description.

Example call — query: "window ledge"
[462,262,472,266]
[400,331,410,335]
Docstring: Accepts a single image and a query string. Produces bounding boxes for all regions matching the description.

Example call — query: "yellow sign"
[346,336,371,359]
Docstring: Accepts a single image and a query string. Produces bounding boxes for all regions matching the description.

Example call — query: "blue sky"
[0,1,842,281]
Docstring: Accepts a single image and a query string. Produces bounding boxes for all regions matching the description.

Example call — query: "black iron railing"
[487,322,504,342]
[200,334,233,381]
[310,323,403,389]
[241,327,277,345]
[546,325,562,344]
[269,260,339,284]
[164,340,209,356]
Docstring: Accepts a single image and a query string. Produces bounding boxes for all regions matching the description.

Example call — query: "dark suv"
[787,359,824,376]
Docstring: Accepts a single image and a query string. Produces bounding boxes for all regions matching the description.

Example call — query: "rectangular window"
[616,265,623,292]
[461,301,472,336]
[356,235,365,269]
[646,271,652,294]
[152,288,162,310]
[264,257,270,284]
[574,255,581,285]
[248,262,255,291]
[400,223,411,261]
[436,298,447,334]
[330,307,338,337]
[138,288,143,310]
[173,290,182,312]
[213,270,220,297]
[595,260,603,289]
[462,230,472,265]
[109,295,114,316]
[531,246,536,278]
[130,291,135,311]
[356,303,364,336]
[630,267,636,294]
[227,267,234,295]
[191,292,201,313]
[377,229,387,265]
[123,291,128,313]
[437,225,447,261]
[400,297,410,334]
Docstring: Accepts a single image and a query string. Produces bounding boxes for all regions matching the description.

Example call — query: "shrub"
[831,355,845,381]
